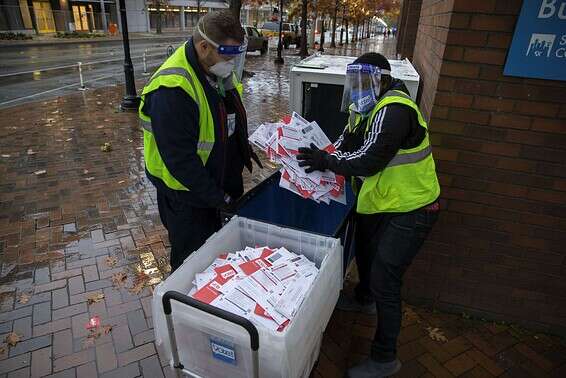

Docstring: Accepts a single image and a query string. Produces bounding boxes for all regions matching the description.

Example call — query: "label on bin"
[210,337,237,365]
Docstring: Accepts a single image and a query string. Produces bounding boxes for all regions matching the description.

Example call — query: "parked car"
[260,21,300,48]
[244,25,268,54]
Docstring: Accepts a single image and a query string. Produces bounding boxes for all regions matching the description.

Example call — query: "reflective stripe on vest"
[386,144,432,168]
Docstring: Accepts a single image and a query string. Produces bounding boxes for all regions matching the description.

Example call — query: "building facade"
[398,0,566,335]
[0,0,272,34]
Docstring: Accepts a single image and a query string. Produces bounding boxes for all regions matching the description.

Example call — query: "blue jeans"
[354,207,438,362]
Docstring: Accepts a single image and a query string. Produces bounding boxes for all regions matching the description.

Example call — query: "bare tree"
[299,0,308,58]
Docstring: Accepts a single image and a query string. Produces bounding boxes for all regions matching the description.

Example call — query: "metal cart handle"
[162,290,260,377]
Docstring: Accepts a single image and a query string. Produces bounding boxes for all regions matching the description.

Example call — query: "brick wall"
[411,0,452,122]
[406,0,566,334]
[396,0,423,59]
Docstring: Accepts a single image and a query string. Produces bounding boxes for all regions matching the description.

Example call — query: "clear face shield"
[340,63,389,114]
[232,35,248,81]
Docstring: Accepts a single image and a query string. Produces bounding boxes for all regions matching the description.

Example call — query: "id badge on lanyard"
[227,113,236,138]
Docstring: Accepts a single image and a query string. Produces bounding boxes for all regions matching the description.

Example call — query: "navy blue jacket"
[142,39,251,208]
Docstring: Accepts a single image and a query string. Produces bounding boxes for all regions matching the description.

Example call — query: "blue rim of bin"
[221,171,356,273]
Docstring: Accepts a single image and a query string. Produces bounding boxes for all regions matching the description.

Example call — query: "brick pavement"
[1,37,565,377]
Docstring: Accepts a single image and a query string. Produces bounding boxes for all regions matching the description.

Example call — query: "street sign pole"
[119,0,141,111]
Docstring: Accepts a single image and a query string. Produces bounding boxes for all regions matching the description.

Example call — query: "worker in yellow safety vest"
[139,10,260,272]
[297,53,440,378]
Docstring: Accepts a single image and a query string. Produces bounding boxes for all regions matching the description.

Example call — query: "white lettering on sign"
[538,0,566,19]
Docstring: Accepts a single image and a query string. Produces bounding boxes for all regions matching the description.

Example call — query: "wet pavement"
[1,36,565,377]
[0,39,186,109]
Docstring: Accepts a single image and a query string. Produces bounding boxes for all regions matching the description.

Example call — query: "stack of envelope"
[188,246,319,333]
[249,113,346,204]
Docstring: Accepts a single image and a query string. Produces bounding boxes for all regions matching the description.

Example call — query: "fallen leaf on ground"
[85,177,95,181]
[118,180,125,184]
[426,327,448,343]
[1,154,10,158]
[96,101,103,105]
[101,142,112,152]
[66,118,73,121]
[129,271,151,295]
[5,333,21,347]
[111,272,127,287]
[83,322,113,347]
[34,170,46,175]
[403,305,420,323]
[105,256,118,267]
[83,169,89,174]
[87,293,105,305]
[27,149,36,155]
[18,292,31,304]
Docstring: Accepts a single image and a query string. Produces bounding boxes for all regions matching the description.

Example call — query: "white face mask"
[209,59,235,79]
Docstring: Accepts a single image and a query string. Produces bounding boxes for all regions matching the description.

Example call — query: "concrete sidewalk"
[0,38,565,377]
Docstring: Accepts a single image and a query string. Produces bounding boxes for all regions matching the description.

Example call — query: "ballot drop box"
[153,216,345,378]
[289,54,421,142]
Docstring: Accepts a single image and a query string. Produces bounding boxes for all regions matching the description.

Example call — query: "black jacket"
[142,39,252,208]
[328,80,426,177]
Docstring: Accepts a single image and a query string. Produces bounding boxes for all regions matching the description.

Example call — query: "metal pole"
[100,0,108,32]
[274,0,284,64]
[78,62,86,90]
[143,49,149,75]
[118,0,141,110]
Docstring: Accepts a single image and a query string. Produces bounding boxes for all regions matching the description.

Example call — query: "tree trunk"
[299,0,308,57]
[345,17,348,44]
[26,0,39,34]
[330,0,338,48]
[367,19,370,38]
[156,1,162,34]
[361,19,365,39]
[319,17,325,52]
[230,0,242,24]
[197,0,201,22]
[339,4,345,45]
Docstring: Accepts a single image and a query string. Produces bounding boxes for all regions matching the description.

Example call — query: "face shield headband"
[197,21,246,56]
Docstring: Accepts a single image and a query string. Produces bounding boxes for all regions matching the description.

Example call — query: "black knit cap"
[353,52,391,73]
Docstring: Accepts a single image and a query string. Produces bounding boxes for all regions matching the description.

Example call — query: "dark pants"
[354,208,438,362]
[157,190,221,272]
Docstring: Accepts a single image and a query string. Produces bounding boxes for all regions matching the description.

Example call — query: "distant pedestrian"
[387,29,391,38]
[383,29,387,38]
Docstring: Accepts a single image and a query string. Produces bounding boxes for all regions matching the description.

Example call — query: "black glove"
[297,143,330,173]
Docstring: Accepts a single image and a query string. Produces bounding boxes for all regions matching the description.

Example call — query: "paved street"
[0,37,188,109]
[1,36,565,377]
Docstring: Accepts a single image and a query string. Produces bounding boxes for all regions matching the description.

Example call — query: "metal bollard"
[77,62,86,91]
[142,49,150,76]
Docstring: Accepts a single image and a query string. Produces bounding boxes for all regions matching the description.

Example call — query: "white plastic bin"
[152,216,343,378]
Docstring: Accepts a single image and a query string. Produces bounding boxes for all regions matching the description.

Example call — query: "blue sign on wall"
[504,0,566,81]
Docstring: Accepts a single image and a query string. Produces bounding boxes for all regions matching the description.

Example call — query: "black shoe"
[345,358,401,378]
[335,293,376,314]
